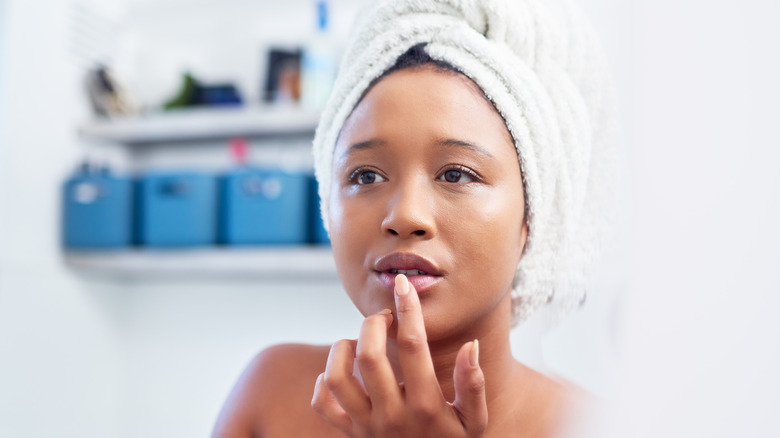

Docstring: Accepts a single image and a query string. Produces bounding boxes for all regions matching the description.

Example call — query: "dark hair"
[381,43,460,77]
[354,43,463,108]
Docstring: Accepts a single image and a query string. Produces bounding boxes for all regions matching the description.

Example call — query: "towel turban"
[313,0,615,326]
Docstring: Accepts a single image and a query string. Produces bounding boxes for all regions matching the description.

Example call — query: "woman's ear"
[519,220,529,256]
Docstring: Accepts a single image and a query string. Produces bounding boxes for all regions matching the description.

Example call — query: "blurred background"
[0,0,778,437]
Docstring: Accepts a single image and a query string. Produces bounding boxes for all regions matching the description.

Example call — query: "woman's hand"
[311,274,488,437]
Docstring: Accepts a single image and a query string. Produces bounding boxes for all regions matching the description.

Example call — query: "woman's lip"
[374,252,443,276]
[374,271,444,294]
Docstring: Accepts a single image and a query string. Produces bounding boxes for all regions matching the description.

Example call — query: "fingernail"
[378,308,392,315]
[469,339,479,368]
[395,274,409,296]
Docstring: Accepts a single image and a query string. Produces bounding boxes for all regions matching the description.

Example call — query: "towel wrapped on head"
[313,0,615,326]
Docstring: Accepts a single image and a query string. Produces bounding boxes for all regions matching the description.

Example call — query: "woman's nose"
[381,182,436,239]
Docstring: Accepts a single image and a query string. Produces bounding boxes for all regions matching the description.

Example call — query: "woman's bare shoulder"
[489,363,596,438]
[251,343,331,387]
[211,343,332,438]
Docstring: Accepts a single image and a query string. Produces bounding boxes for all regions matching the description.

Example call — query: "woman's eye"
[356,170,385,185]
[439,168,474,183]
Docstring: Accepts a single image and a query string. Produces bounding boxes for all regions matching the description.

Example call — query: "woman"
[212,0,613,436]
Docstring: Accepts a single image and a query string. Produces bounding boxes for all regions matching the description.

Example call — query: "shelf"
[78,105,322,145]
[63,247,338,281]
[72,107,329,281]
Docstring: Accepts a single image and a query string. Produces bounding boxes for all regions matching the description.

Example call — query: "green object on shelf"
[164,72,199,110]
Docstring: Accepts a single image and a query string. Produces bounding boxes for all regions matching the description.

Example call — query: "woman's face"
[330,66,527,341]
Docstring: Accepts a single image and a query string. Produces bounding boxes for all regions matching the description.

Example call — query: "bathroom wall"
[0,0,124,436]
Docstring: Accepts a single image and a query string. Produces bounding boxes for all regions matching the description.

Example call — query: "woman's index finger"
[393,274,443,401]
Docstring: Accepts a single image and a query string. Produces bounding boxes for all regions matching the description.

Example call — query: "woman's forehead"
[336,66,514,157]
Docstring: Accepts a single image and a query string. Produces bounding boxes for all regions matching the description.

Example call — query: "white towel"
[313,0,616,326]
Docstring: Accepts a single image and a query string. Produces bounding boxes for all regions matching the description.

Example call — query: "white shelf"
[79,105,321,145]
[72,107,328,281]
[64,247,337,281]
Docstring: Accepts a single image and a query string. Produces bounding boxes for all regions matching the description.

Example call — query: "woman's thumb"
[452,340,488,436]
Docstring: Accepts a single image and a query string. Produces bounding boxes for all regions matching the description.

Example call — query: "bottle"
[300,0,338,110]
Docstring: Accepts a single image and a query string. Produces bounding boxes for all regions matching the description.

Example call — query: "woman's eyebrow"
[436,138,495,159]
[341,139,387,159]
[339,138,494,160]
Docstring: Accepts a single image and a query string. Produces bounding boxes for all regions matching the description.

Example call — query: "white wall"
[0,0,124,436]
[113,0,362,110]
[566,0,780,437]
[0,0,4,260]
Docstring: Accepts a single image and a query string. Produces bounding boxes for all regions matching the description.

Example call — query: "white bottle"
[301,0,338,110]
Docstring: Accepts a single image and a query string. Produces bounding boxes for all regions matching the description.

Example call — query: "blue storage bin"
[62,172,133,249]
[138,171,217,247]
[219,167,309,245]
[309,175,330,245]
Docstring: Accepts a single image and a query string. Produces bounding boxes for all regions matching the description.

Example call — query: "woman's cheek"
[330,197,376,315]
[458,194,523,275]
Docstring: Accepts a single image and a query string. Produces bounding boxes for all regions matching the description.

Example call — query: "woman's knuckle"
[356,349,382,371]
[397,333,424,353]
[323,369,346,390]
[375,412,403,432]
[469,374,486,395]
[411,401,438,421]
[396,300,416,315]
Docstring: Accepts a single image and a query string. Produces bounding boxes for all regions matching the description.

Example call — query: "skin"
[211,66,580,438]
